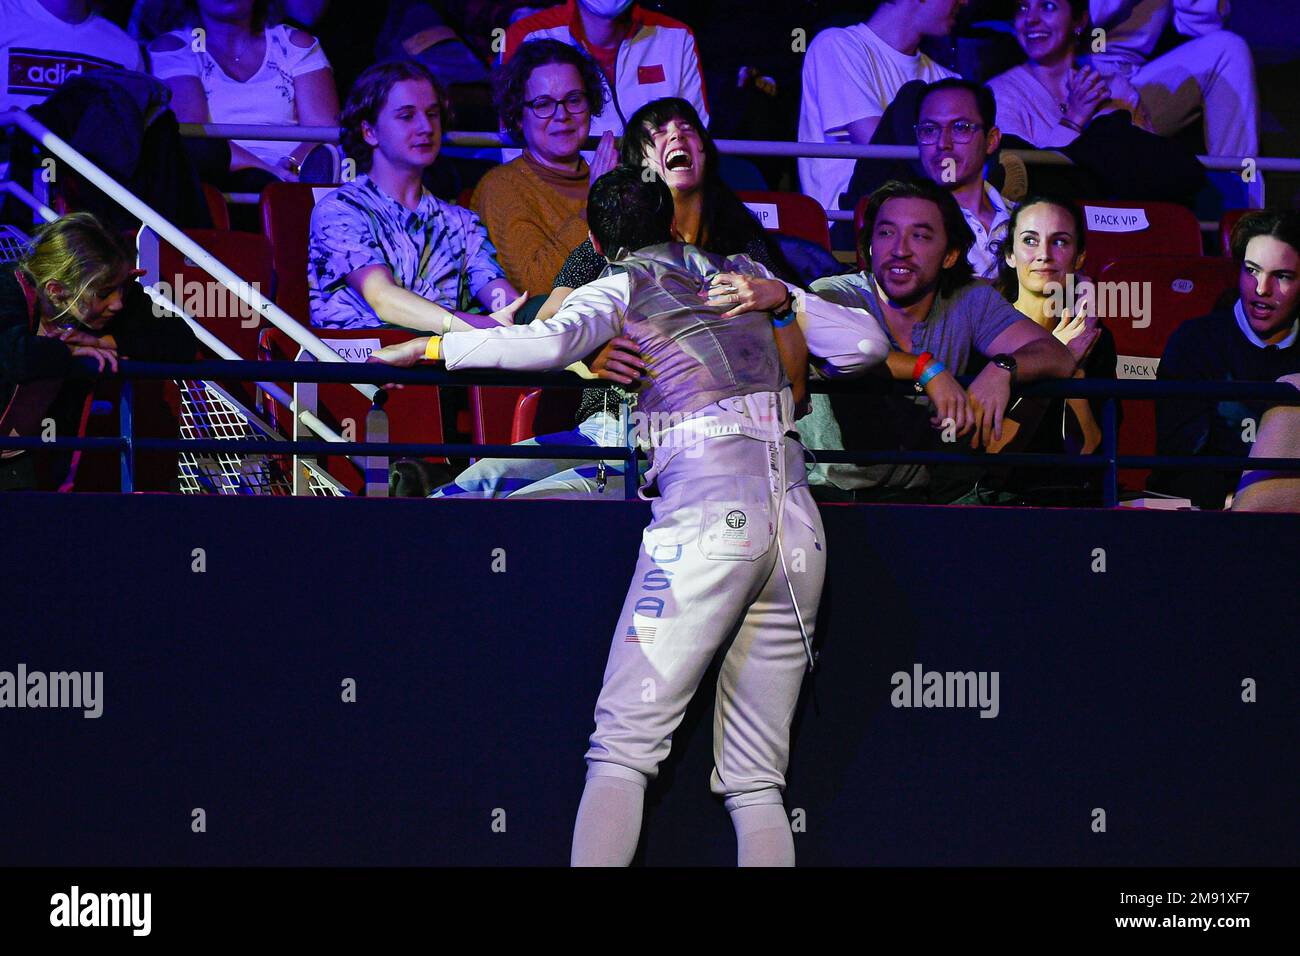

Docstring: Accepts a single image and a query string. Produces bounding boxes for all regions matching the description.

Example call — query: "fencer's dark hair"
[995,194,1088,300]
[1230,210,1300,264]
[859,179,975,296]
[340,61,450,173]
[492,39,607,142]
[587,168,675,256]
[917,78,998,131]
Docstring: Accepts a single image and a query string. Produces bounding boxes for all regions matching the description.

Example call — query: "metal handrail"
[172,123,1300,175]
[0,109,377,403]
[3,359,1296,506]
[1,108,383,486]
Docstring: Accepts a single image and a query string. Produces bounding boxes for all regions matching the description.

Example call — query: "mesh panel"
[176,380,345,496]
[0,225,34,261]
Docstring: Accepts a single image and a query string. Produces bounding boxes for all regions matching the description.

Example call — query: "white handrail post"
[293,378,319,496]
[0,110,377,398]
[364,395,389,498]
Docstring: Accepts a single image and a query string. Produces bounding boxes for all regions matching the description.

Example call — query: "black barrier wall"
[1,494,1296,866]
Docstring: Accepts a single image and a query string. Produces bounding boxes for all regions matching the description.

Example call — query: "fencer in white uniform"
[372,169,890,865]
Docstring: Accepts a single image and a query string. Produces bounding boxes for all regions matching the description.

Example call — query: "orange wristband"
[424,336,442,361]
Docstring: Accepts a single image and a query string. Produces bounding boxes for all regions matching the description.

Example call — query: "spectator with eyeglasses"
[471,39,617,297]
[911,78,1014,281]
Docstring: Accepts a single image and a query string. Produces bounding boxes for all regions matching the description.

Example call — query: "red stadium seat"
[1219,209,1251,257]
[202,183,231,230]
[137,227,275,362]
[511,387,583,444]
[468,383,580,450]
[260,181,342,325]
[738,190,832,251]
[1096,255,1238,489]
[1076,200,1203,274]
[259,326,446,495]
[470,385,530,451]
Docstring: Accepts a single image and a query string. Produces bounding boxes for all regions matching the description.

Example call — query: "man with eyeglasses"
[912,78,1014,281]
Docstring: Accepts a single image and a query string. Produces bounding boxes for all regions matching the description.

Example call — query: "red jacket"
[502,1,709,135]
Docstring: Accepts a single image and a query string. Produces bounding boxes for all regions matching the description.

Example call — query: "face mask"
[577,0,635,19]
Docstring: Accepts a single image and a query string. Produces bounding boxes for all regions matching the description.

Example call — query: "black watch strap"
[992,353,1017,382]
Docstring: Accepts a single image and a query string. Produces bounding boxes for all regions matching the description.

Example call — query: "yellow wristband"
[424,336,442,361]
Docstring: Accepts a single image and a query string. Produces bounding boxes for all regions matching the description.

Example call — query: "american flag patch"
[625,626,657,644]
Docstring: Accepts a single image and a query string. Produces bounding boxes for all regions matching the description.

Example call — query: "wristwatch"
[991,353,1018,382]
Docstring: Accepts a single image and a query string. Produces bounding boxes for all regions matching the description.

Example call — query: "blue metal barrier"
[2,358,1297,506]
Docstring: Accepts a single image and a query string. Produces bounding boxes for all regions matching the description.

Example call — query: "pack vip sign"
[743,203,781,232]
[321,338,383,363]
[1083,205,1151,233]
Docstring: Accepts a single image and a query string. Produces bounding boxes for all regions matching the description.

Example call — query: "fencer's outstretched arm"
[441,274,627,371]
[788,288,891,377]
[367,273,628,370]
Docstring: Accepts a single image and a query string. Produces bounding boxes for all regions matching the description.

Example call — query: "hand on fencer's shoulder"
[589,336,647,386]
[704,272,789,319]
[925,368,974,437]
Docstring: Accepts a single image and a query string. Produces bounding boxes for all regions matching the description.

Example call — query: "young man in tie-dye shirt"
[309,61,524,332]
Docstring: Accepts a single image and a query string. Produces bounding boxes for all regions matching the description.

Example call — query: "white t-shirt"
[798,23,957,213]
[149,23,330,166]
[0,0,144,112]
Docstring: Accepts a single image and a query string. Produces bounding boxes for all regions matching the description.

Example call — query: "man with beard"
[803,178,1076,502]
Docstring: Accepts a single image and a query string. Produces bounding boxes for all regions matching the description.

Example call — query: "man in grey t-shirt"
[800,179,1075,501]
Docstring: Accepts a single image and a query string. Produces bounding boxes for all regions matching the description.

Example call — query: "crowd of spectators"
[0,0,1295,507]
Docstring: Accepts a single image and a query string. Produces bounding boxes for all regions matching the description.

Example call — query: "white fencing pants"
[583,429,826,812]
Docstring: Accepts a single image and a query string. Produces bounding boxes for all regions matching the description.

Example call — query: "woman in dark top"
[992,195,1118,504]
[1,213,198,490]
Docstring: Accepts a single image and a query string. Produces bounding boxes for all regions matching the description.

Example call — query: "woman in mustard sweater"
[471,38,618,296]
